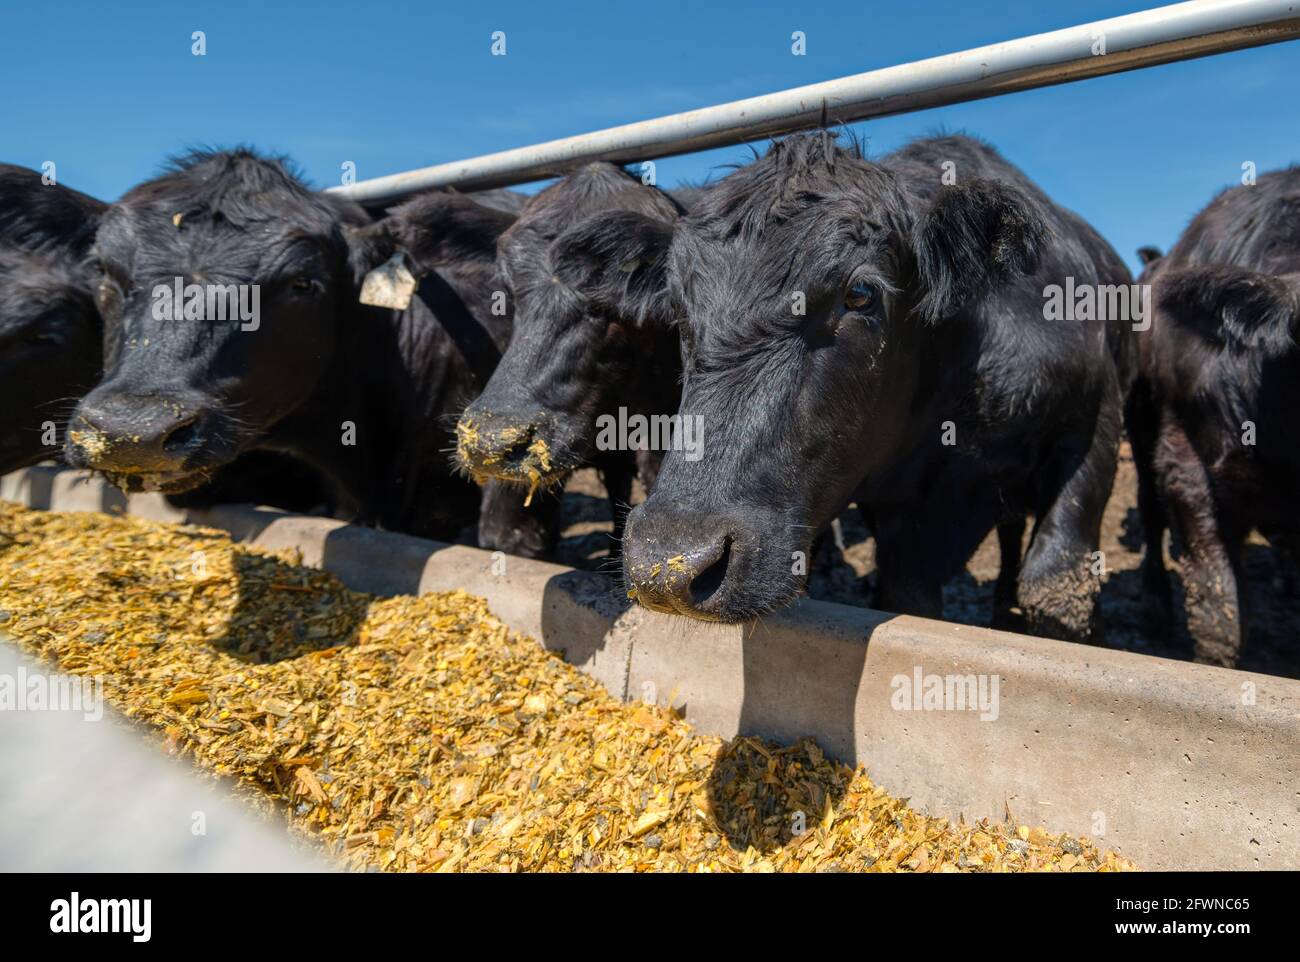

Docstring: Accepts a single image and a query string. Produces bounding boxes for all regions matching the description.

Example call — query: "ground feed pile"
[0,502,1135,872]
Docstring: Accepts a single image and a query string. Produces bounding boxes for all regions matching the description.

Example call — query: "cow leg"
[872,526,944,619]
[476,479,561,559]
[1155,432,1247,666]
[872,483,998,621]
[1126,375,1174,635]
[991,517,1026,631]
[1018,405,1120,644]
[1179,515,1247,668]
[600,460,635,554]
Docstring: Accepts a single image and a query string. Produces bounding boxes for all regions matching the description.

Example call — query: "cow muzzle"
[66,391,214,491]
[456,409,570,491]
[621,499,803,623]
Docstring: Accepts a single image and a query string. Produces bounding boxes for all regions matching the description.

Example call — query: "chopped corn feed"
[0,502,1135,872]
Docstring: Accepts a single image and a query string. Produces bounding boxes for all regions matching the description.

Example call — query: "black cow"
[0,164,105,475]
[455,162,686,543]
[0,163,338,514]
[1127,166,1300,667]
[63,149,549,548]
[559,133,1133,641]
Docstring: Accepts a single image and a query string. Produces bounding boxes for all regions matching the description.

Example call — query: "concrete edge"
[3,466,1297,870]
[0,640,331,872]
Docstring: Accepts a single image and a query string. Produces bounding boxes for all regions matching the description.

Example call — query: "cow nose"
[622,509,735,619]
[457,413,553,481]
[68,395,202,473]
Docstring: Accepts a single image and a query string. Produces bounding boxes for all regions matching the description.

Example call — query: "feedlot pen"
[5,1,1300,872]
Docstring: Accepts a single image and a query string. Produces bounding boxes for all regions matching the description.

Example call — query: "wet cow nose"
[622,512,735,619]
[68,394,201,473]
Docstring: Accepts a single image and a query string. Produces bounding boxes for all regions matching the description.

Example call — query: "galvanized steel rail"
[329,0,1300,203]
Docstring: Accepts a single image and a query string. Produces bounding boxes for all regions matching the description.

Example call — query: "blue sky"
[2,0,1297,273]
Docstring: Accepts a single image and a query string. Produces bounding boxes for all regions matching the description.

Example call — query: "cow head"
[564,134,1044,621]
[456,164,681,492]
[65,149,510,493]
[0,166,104,474]
[0,249,101,473]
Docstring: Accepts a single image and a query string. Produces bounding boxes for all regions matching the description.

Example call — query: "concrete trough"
[3,465,1297,870]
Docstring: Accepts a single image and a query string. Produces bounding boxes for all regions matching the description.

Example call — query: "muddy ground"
[550,444,1300,681]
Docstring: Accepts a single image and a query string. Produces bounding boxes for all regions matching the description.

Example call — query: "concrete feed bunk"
[2,465,1297,870]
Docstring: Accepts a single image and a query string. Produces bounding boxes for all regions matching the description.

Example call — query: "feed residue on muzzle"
[456,418,558,507]
[67,428,110,460]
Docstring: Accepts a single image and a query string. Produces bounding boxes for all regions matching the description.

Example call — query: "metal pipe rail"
[329,0,1300,204]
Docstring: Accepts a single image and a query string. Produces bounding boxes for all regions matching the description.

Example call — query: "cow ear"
[912,179,1045,323]
[1158,266,1297,352]
[0,164,106,255]
[550,210,675,327]
[346,192,515,308]
[383,192,515,271]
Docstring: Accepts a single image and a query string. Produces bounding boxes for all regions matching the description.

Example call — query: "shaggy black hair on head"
[512,162,683,250]
[0,163,105,255]
[684,131,901,245]
[1150,165,1300,355]
[0,246,95,323]
[665,131,916,358]
[500,161,684,327]
[116,146,338,234]
[93,146,363,291]
[549,208,677,327]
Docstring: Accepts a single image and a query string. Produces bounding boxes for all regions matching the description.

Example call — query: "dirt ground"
[552,444,1300,681]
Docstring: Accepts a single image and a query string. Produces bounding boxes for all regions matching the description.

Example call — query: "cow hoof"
[1019,565,1103,644]
[1187,610,1243,668]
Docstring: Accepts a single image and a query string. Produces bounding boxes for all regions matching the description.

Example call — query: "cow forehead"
[672,211,893,298]
[96,201,338,278]
[519,162,677,221]
[515,270,587,324]
[507,183,675,256]
[685,143,902,231]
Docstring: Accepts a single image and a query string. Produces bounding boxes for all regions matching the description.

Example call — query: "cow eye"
[844,280,877,311]
[289,275,317,293]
